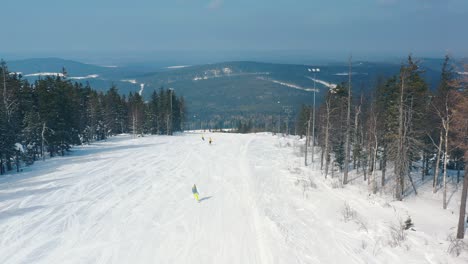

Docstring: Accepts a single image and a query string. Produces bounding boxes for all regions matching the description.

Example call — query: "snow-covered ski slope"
[0,133,466,263]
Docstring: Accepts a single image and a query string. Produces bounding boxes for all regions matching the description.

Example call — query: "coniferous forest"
[0,61,186,174]
[296,55,468,238]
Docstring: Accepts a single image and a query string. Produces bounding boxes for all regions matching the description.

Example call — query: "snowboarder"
[209,137,212,145]
[192,184,199,202]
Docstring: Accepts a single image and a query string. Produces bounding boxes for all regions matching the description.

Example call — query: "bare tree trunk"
[133,113,137,138]
[456,153,468,239]
[41,122,47,161]
[166,114,170,135]
[443,118,450,209]
[324,100,332,178]
[421,152,426,181]
[353,103,361,169]
[365,138,370,182]
[408,168,418,195]
[371,136,378,194]
[434,130,443,193]
[305,111,311,166]
[363,158,367,182]
[343,56,352,184]
[395,70,406,201]
[320,147,324,170]
[382,147,387,187]
[369,102,378,193]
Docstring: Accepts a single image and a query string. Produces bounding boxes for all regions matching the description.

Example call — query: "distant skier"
[192,184,199,202]
[202,135,205,141]
[209,137,212,145]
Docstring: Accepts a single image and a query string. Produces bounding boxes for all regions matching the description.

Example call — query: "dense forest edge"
[292,55,468,239]
[0,60,186,174]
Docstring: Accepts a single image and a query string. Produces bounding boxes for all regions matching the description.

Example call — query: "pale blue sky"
[1,0,467,62]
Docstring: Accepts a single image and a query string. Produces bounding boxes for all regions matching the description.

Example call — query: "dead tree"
[323,97,334,178]
[453,68,468,238]
[343,56,352,184]
[305,110,312,166]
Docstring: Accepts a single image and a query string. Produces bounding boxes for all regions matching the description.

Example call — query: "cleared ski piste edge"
[0,132,466,264]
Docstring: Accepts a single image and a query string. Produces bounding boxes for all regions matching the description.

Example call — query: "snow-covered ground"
[0,133,466,263]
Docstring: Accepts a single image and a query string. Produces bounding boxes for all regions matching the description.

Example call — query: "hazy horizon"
[1,49,461,68]
[1,0,467,66]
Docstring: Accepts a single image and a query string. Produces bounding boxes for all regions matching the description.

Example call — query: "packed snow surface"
[0,133,466,263]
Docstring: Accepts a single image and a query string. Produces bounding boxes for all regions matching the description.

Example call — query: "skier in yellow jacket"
[192,184,199,202]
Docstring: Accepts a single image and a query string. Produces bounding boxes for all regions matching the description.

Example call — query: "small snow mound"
[14,143,24,152]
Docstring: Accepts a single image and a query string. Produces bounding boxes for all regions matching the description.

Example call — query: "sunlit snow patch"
[69,74,99,80]
[166,65,191,69]
[121,79,138,84]
[24,72,65,77]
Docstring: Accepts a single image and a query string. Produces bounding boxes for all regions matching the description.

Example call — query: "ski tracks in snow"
[1,133,463,264]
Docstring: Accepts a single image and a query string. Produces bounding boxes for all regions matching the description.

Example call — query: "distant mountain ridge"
[4,57,454,123]
[5,57,142,95]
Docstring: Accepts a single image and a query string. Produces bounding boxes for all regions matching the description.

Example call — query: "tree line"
[0,61,186,174]
[296,55,468,238]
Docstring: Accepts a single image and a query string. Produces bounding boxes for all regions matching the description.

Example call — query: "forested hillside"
[0,61,186,174]
[7,58,448,129]
[295,56,468,238]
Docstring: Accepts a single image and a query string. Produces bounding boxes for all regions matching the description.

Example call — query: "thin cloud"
[208,0,223,9]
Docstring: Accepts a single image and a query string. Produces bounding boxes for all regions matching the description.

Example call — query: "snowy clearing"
[121,79,138,84]
[24,72,65,77]
[305,76,337,89]
[138,83,145,95]
[0,133,466,263]
[257,77,318,92]
[166,65,191,69]
[69,74,99,80]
